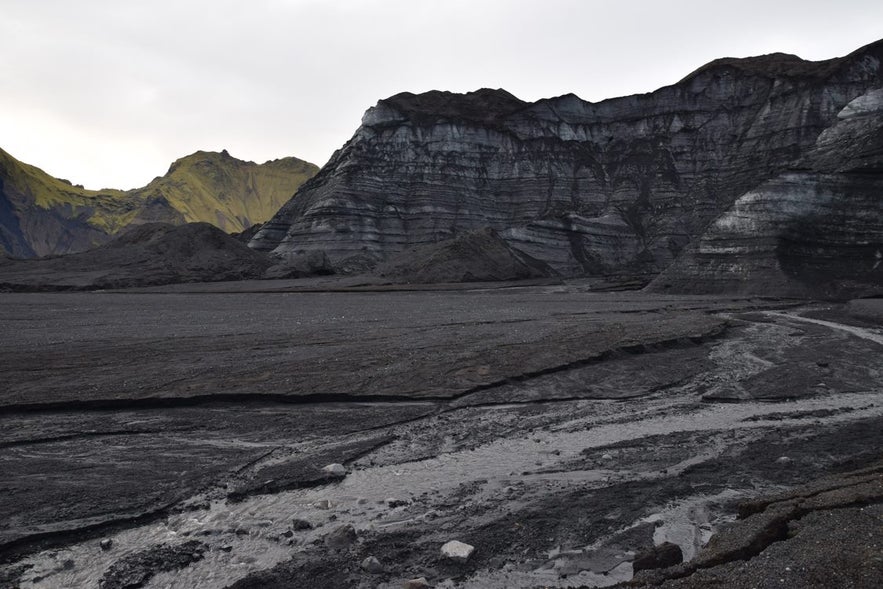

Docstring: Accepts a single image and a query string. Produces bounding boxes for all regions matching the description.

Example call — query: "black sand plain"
[0,283,881,588]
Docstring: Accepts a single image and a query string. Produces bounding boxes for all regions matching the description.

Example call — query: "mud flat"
[0,283,880,588]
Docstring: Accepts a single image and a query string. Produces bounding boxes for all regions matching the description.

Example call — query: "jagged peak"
[261,156,319,170]
[680,38,883,83]
[844,37,883,60]
[528,92,594,111]
[549,92,585,102]
[680,52,834,82]
[166,149,242,174]
[164,150,317,176]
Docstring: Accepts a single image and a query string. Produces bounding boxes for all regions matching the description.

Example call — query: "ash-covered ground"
[0,283,880,588]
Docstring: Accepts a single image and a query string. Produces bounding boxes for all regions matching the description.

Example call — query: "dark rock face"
[252,40,883,289]
[632,541,684,572]
[263,250,335,279]
[324,524,358,550]
[373,227,556,283]
[98,540,207,589]
[231,223,263,244]
[648,86,883,298]
[632,465,883,588]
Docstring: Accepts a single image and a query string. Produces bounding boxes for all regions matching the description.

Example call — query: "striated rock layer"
[648,86,883,298]
[252,40,883,287]
[0,149,317,258]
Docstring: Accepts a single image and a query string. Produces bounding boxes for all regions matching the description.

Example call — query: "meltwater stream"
[11,311,883,589]
[17,388,882,589]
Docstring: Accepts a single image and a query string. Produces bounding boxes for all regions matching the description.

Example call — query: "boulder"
[632,541,683,572]
[291,518,313,530]
[440,540,475,562]
[361,556,384,573]
[321,463,347,477]
[324,524,358,550]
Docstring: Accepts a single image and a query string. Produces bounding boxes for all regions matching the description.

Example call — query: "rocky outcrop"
[372,227,556,283]
[632,541,683,572]
[263,250,335,279]
[629,464,883,589]
[98,540,208,589]
[252,40,883,287]
[0,148,317,258]
[0,222,272,290]
[648,86,883,298]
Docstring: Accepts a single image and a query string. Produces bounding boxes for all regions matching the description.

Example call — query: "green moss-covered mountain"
[0,147,318,258]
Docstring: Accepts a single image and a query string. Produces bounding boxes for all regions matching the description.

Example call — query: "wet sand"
[0,284,880,588]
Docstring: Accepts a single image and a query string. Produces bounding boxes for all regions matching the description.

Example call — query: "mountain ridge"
[0,147,318,258]
[250,38,883,297]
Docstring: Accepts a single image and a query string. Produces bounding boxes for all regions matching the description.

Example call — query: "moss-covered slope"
[0,148,317,258]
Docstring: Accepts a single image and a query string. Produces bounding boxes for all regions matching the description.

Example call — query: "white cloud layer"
[1,0,881,189]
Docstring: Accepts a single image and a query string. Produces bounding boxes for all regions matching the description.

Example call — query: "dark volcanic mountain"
[251,40,883,295]
[0,222,272,291]
[0,148,317,258]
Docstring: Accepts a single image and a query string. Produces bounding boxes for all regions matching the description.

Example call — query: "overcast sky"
[2,0,882,190]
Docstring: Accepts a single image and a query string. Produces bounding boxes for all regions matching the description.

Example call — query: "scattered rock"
[321,463,347,477]
[220,545,233,553]
[776,456,793,464]
[440,540,475,562]
[361,556,384,573]
[99,539,113,551]
[324,524,358,550]
[313,499,333,510]
[291,517,312,530]
[98,540,207,589]
[632,541,684,572]
[403,577,431,589]
[601,453,614,461]
[386,497,409,508]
